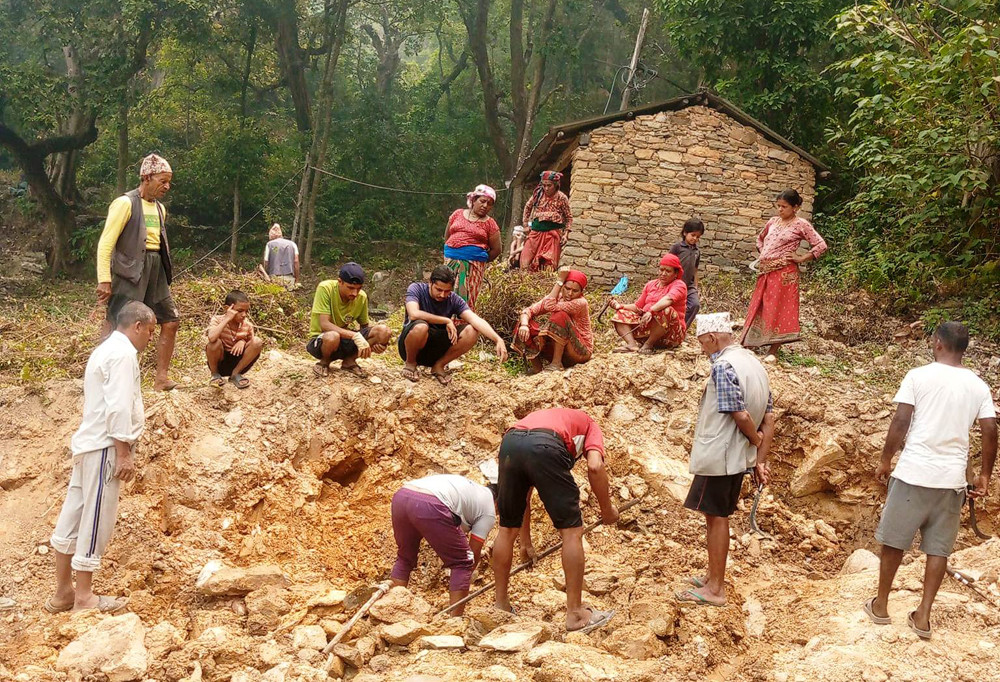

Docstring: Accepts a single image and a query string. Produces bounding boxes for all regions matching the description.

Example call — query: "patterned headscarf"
[139,153,172,178]
[268,223,282,240]
[466,184,497,209]
[540,170,563,184]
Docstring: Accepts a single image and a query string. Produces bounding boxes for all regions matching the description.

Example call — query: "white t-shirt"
[891,362,996,489]
[406,474,496,541]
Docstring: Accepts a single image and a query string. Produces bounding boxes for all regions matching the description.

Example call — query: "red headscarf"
[659,253,683,279]
[564,270,588,289]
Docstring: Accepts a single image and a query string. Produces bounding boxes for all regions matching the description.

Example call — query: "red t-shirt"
[636,278,688,326]
[510,408,605,459]
[445,209,500,250]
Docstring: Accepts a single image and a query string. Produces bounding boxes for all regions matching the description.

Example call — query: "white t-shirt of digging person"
[891,362,996,490]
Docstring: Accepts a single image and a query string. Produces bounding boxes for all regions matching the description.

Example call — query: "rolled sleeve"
[712,361,746,413]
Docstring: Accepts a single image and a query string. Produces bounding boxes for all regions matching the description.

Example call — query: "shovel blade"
[343,584,379,612]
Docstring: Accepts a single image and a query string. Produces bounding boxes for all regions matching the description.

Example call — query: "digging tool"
[747,469,771,539]
[596,275,629,323]
[967,484,991,540]
[322,580,390,663]
[946,566,998,607]
[437,497,644,617]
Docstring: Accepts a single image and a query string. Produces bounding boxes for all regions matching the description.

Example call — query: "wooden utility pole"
[620,8,650,111]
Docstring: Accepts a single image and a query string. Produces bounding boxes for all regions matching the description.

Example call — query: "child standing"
[669,218,705,328]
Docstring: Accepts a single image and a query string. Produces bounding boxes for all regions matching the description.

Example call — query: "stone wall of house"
[562,105,817,289]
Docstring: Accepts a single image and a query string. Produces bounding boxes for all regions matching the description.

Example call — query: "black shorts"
[397,320,453,367]
[498,428,582,529]
[306,327,372,362]
[212,350,258,377]
[683,473,747,518]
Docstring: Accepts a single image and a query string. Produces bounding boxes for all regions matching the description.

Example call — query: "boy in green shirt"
[307,262,391,378]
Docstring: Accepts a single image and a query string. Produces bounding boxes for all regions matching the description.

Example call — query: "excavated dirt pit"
[1,319,999,682]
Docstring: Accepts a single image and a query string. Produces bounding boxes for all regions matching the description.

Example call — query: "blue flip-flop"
[675,588,726,607]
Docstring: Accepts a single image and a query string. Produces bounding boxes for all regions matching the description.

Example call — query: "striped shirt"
[208,315,254,352]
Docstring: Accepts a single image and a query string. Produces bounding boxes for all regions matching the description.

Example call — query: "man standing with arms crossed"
[677,312,774,607]
[46,301,155,613]
[95,153,178,391]
[865,321,996,639]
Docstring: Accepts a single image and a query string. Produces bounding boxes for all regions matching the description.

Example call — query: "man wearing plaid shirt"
[676,312,775,607]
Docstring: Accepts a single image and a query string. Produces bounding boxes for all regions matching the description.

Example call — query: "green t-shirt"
[309,280,369,337]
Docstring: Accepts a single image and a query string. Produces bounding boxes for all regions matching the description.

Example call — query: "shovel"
[597,276,629,323]
[747,469,771,539]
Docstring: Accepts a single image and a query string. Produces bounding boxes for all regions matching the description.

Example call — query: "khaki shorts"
[875,477,966,557]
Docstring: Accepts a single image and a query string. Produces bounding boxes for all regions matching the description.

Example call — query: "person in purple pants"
[389,473,497,614]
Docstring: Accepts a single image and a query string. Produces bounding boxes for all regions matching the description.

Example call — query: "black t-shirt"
[669,241,700,290]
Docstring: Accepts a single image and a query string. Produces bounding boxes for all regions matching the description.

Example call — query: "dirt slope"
[1,322,998,682]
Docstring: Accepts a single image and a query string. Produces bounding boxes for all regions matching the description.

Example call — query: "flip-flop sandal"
[863,597,891,625]
[432,371,452,386]
[612,346,637,354]
[675,589,726,607]
[542,364,564,372]
[570,607,616,635]
[229,374,250,389]
[44,597,73,614]
[688,575,707,589]
[907,611,931,640]
[342,365,368,379]
[210,373,226,387]
[401,367,420,382]
[637,347,655,355]
[313,363,328,378]
[75,595,128,613]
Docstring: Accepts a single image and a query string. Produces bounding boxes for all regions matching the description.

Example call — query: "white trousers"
[50,448,122,572]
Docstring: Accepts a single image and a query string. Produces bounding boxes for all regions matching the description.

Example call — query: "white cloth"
[51,448,123,572]
[139,153,171,177]
[696,312,733,336]
[70,331,145,455]
[405,474,496,541]
[891,362,996,490]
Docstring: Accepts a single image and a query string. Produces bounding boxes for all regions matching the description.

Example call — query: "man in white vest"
[677,312,775,607]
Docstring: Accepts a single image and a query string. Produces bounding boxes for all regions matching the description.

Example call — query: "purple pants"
[390,488,474,592]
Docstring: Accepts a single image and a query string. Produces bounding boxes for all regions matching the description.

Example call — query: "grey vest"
[690,345,771,476]
[265,238,297,277]
[110,189,171,285]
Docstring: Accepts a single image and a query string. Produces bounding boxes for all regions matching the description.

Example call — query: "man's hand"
[115,451,136,482]
[601,505,620,526]
[231,339,246,356]
[225,304,238,319]
[875,460,892,485]
[969,473,991,499]
[753,461,770,488]
[519,543,538,566]
[371,343,387,354]
[445,320,458,344]
[354,333,372,359]
[495,338,508,363]
[96,281,112,304]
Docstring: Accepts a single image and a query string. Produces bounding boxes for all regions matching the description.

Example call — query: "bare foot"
[153,378,178,391]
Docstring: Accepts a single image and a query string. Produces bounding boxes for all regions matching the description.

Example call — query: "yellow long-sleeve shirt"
[95,196,165,283]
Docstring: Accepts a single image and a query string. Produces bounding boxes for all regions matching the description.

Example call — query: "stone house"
[512,91,830,288]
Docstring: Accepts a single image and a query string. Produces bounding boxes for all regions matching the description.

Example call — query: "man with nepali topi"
[514,267,593,373]
[95,153,179,391]
[864,322,996,640]
[520,170,572,271]
[492,408,620,633]
[610,252,688,353]
[259,222,300,290]
[307,262,391,379]
[444,184,502,310]
[677,312,774,607]
[740,189,827,357]
[398,265,508,385]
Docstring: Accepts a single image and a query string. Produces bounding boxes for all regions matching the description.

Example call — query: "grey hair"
[116,301,156,328]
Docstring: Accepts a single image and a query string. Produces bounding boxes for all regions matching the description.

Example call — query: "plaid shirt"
[710,353,774,414]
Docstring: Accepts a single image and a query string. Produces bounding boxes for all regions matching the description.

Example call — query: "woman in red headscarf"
[610,253,688,353]
[514,267,593,373]
[520,170,573,271]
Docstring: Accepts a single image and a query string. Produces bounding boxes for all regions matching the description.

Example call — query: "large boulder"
[380,619,431,645]
[841,548,880,575]
[368,587,434,624]
[789,438,849,497]
[56,613,148,681]
[601,624,667,660]
[196,562,290,596]
[478,623,548,652]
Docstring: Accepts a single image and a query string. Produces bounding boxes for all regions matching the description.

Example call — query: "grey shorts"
[875,477,966,557]
[108,251,179,325]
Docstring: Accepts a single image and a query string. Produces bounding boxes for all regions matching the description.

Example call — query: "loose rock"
[602,624,667,660]
[380,619,431,645]
[291,625,327,651]
[841,549,880,575]
[415,635,465,650]
[196,563,290,596]
[56,613,148,681]
[478,624,547,652]
[368,587,433,624]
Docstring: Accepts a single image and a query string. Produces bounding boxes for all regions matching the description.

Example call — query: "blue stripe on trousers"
[87,447,108,557]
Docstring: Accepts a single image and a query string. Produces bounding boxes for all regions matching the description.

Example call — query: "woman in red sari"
[740,189,828,356]
[610,253,688,353]
[514,268,592,373]
[520,170,572,271]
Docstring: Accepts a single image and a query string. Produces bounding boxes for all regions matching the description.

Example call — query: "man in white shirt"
[46,301,156,613]
[865,322,997,640]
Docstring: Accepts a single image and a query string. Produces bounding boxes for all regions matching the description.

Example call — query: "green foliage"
[823,0,1000,310]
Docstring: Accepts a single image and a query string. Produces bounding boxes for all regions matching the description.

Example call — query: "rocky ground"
[1,300,999,682]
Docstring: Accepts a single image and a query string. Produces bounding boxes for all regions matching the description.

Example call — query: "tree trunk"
[230,22,257,264]
[274,2,312,132]
[231,171,241,263]
[117,99,129,194]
